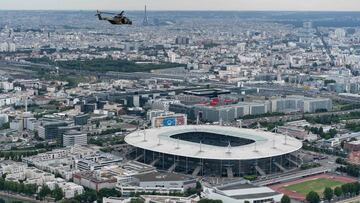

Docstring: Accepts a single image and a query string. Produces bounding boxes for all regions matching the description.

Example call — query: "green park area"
[284,178,345,195]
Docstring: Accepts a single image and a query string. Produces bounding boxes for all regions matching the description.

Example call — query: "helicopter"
[95,10,132,25]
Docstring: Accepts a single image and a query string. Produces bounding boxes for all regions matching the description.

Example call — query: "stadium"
[125,125,303,177]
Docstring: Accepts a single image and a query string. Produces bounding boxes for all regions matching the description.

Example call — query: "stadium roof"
[125,125,302,160]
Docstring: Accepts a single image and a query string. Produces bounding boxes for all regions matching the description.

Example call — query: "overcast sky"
[0,0,359,11]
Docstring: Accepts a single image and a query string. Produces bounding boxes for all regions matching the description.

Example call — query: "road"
[316,26,335,66]
[0,191,45,203]
[336,196,360,203]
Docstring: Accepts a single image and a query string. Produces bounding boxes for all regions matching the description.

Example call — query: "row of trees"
[300,163,321,170]
[60,188,121,203]
[306,114,340,125]
[305,182,360,203]
[305,126,337,140]
[0,150,42,162]
[281,195,291,203]
[306,191,321,203]
[340,104,360,111]
[242,112,285,120]
[0,178,63,201]
[260,121,285,131]
[344,112,360,120]
[306,112,360,125]
[345,123,360,132]
[0,178,37,197]
[0,175,202,203]
[88,134,125,147]
[38,185,64,201]
[336,165,360,177]
[0,122,10,130]
[280,182,360,203]
[335,157,348,165]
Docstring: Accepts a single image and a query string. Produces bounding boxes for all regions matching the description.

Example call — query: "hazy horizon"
[0,0,360,12]
[1,9,360,12]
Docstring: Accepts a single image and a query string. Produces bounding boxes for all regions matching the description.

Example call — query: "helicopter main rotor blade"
[98,11,119,15]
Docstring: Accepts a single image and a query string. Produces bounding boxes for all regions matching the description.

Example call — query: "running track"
[269,174,356,201]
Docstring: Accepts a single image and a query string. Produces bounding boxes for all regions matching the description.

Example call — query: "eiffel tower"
[143,5,149,26]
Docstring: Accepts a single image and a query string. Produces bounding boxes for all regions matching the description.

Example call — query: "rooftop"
[206,182,281,201]
[133,171,195,182]
[125,125,302,160]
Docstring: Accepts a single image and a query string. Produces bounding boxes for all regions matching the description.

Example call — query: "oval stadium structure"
[125,125,302,177]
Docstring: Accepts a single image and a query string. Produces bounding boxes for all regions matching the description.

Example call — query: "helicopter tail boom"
[95,10,103,20]
[96,14,103,20]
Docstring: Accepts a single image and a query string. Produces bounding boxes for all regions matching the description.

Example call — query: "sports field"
[270,174,356,200]
[283,178,344,195]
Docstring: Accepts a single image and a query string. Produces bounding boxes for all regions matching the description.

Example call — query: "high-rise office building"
[63,131,87,147]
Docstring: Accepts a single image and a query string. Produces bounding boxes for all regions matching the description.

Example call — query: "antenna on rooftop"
[196,113,200,125]
[284,129,288,145]
[25,97,28,112]
[176,138,180,149]
[143,128,147,142]
[227,141,232,154]
[199,141,203,152]
[254,142,258,152]
[272,134,276,149]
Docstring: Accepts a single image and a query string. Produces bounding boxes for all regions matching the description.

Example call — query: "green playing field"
[283,178,345,195]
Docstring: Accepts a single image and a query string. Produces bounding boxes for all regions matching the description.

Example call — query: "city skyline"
[1,1,360,203]
[0,0,360,11]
